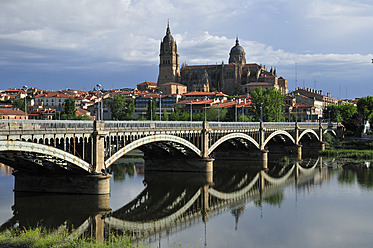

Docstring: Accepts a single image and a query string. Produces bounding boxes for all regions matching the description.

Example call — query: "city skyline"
[0,0,372,99]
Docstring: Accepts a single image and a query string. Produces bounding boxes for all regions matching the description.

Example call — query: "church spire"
[166,19,170,35]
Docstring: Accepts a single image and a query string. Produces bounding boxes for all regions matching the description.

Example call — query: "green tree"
[162,109,169,121]
[207,106,227,121]
[324,103,357,122]
[12,99,25,111]
[251,87,285,122]
[110,95,135,120]
[60,98,76,119]
[224,106,236,122]
[357,96,373,127]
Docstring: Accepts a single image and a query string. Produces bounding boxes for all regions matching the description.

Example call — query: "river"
[1,156,373,248]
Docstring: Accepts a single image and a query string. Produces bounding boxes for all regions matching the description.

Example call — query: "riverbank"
[0,227,142,248]
[319,133,373,159]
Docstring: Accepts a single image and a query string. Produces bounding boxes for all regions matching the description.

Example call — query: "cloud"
[0,0,372,98]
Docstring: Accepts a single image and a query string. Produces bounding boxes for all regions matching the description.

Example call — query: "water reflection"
[0,163,12,177]
[2,158,373,247]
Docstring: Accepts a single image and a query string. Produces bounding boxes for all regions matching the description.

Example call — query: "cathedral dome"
[230,38,245,53]
[229,37,246,64]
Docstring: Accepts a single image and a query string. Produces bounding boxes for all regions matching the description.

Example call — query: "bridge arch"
[208,133,260,156]
[0,140,91,172]
[299,129,320,142]
[324,129,337,137]
[263,130,295,147]
[105,134,202,168]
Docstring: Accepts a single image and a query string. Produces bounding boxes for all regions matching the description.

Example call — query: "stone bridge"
[0,120,340,194]
[1,158,328,242]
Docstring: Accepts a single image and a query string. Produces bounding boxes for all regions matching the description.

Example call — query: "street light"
[96,84,102,120]
[23,85,28,119]
[190,101,193,122]
[260,102,263,122]
[204,96,208,122]
[159,91,162,121]
[242,104,244,122]
[296,106,298,122]
[234,98,237,122]
[328,110,331,123]
[218,102,220,122]
[150,97,153,121]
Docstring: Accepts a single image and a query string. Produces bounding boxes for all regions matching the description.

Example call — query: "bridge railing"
[104,121,203,130]
[0,120,338,132]
[0,120,94,131]
[209,122,260,129]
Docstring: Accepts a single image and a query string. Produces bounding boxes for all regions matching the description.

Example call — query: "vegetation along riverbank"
[0,227,144,248]
[319,133,373,159]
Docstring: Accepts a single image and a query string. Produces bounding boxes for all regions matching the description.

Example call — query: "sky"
[0,0,372,99]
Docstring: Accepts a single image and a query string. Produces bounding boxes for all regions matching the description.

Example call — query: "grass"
[320,133,373,159]
[0,226,141,248]
[319,149,373,159]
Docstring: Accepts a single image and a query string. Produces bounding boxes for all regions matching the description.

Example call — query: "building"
[0,109,27,120]
[292,87,338,107]
[159,82,187,95]
[156,23,288,95]
[137,82,158,93]
[35,93,71,108]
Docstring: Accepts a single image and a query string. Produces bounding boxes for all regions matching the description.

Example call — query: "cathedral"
[157,23,288,96]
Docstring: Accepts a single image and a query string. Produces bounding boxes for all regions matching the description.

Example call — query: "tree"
[12,99,25,111]
[357,96,373,121]
[224,106,236,122]
[61,98,76,119]
[207,106,227,121]
[251,87,285,122]
[110,95,135,120]
[323,103,357,122]
[162,109,169,121]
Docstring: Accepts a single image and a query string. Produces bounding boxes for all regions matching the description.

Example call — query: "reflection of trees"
[111,163,136,182]
[356,167,373,189]
[337,162,373,189]
[338,169,356,185]
[254,191,284,208]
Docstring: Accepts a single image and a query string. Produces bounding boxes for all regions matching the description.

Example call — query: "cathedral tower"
[157,22,180,86]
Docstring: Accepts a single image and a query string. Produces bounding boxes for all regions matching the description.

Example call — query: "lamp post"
[204,96,208,122]
[328,110,331,123]
[218,102,220,122]
[296,106,298,122]
[159,91,162,121]
[279,104,281,122]
[150,97,153,121]
[23,85,28,119]
[260,102,263,122]
[190,101,193,122]
[96,84,102,120]
[234,99,237,122]
[242,104,244,122]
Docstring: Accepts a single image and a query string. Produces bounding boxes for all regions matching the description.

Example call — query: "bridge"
[0,120,340,194]
[0,158,329,243]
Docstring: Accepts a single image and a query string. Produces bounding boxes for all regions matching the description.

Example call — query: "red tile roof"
[0,109,25,115]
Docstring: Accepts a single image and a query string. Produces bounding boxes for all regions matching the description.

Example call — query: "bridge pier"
[13,172,111,195]
[297,145,302,160]
[93,121,108,174]
[261,150,268,169]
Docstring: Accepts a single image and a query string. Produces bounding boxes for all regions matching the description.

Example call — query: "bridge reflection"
[0,158,330,243]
